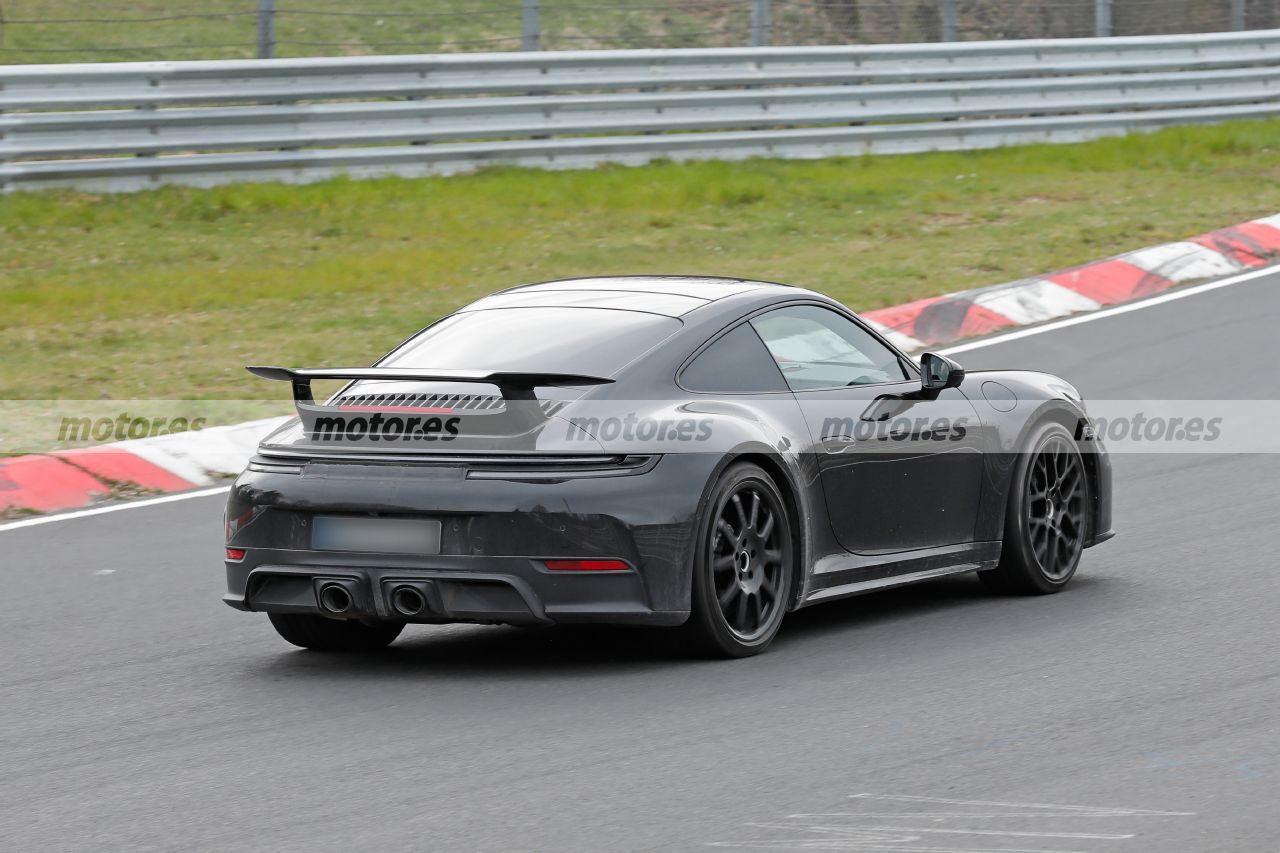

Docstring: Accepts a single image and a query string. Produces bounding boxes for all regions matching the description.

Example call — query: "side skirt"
[799,540,1001,607]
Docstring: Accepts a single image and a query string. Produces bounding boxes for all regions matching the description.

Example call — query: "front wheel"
[686,462,794,658]
[268,613,405,652]
[981,422,1088,595]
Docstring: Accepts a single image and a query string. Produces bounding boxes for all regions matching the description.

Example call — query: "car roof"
[461,276,794,318]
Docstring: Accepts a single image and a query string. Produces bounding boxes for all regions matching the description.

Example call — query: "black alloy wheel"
[981,422,1088,594]
[687,463,794,657]
[1026,434,1086,581]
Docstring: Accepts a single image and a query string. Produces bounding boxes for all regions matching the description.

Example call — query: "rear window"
[382,307,682,376]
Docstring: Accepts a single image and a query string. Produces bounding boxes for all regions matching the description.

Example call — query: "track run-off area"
[2,269,1278,851]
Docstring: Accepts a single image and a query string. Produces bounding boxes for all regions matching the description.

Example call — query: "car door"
[750,304,986,554]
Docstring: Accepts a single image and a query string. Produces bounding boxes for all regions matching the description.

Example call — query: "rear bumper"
[223,452,720,626]
[224,554,685,626]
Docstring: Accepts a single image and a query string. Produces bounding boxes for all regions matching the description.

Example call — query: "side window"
[750,305,910,391]
[681,324,789,394]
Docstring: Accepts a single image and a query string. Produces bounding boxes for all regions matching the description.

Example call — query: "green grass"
[3,118,1280,402]
[0,1,1240,65]
[0,0,768,63]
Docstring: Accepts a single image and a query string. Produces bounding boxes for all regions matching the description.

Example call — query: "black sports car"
[224,276,1113,657]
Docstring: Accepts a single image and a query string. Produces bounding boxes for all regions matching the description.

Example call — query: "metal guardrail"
[3,30,1280,193]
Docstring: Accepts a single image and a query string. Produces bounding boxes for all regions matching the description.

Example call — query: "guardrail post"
[522,0,541,51]
[0,106,7,195]
[940,0,958,42]
[1094,0,1112,37]
[256,0,276,59]
[751,0,771,46]
[1230,0,1246,30]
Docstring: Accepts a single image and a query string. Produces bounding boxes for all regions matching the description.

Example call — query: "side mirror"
[920,352,965,392]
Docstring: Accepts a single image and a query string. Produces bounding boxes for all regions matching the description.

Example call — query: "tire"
[686,462,794,658]
[268,613,405,652]
[980,422,1088,595]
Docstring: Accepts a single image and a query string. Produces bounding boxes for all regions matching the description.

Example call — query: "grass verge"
[2,118,1279,402]
[0,0,769,63]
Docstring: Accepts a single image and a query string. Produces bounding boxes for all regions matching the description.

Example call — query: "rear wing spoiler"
[246,366,614,404]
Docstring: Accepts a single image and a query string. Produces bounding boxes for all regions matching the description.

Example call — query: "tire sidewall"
[690,462,793,657]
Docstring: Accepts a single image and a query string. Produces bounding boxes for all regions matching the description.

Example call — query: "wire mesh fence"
[0,0,1276,63]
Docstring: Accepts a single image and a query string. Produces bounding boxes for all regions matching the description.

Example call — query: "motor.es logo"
[820,415,969,446]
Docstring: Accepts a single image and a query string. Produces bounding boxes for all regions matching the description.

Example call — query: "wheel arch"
[1014,404,1102,543]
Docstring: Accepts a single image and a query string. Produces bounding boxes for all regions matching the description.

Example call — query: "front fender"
[961,370,1110,545]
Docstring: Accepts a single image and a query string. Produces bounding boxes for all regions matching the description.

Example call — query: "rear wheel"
[268,613,405,652]
[686,463,794,658]
[981,423,1087,594]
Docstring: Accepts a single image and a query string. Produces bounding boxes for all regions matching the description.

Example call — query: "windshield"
[382,307,682,377]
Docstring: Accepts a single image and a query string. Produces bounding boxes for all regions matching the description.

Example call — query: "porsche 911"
[224,276,1112,657]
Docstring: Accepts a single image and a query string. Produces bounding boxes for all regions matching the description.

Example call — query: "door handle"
[820,435,859,454]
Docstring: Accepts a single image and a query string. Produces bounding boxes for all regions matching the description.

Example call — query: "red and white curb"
[861,213,1280,349]
[4,213,1280,517]
[1,417,288,515]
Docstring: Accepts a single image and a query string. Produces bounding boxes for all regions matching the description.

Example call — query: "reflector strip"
[543,559,630,572]
[225,547,246,561]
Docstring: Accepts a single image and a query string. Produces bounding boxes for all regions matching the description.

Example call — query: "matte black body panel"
[792,382,986,553]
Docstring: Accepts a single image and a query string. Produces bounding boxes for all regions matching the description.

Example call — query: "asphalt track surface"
[4,271,1279,852]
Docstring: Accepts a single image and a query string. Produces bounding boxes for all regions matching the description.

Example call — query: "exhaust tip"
[390,585,427,617]
[317,583,353,614]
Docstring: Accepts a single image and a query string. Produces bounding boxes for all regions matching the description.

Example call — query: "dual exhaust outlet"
[388,584,429,617]
[315,580,430,618]
[316,582,355,614]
